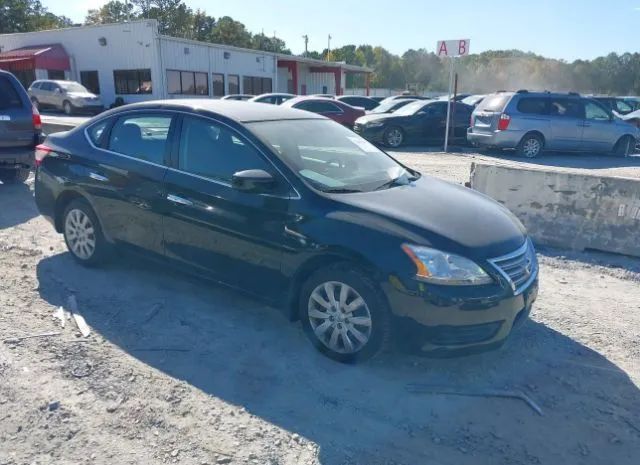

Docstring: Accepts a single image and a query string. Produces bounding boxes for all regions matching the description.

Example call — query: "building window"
[212,73,224,97]
[167,70,208,95]
[228,74,239,94]
[114,69,152,95]
[48,70,65,80]
[242,76,272,95]
[80,71,100,95]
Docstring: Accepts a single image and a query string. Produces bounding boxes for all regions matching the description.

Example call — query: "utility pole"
[302,34,309,57]
[327,34,332,61]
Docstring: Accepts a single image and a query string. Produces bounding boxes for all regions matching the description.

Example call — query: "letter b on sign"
[437,39,471,57]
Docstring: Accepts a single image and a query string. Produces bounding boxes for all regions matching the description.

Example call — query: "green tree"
[85,1,136,25]
[0,0,71,33]
[210,16,252,48]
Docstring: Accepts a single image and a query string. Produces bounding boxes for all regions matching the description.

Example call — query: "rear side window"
[87,120,109,146]
[517,98,548,115]
[108,114,172,165]
[297,101,343,113]
[178,116,270,183]
[549,99,584,118]
[476,94,510,112]
[0,76,23,110]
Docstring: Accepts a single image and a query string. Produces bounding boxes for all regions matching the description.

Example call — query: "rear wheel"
[299,264,391,363]
[0,168,30,184]
[613,136,635,157]
[62,199,107,266]
[517,133,544,158]
[384,127,404,148]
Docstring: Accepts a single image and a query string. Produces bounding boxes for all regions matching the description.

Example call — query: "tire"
[517,133,544,158]
[613,135,635,158]
[383,126,404,148]
[63,100,73,115]
[299,263,391,363]
[62,199,108,266]
[0,168,30,184]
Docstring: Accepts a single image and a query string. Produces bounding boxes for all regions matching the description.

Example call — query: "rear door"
[471,93,512,134]
[0,73,35,150]
[87,112,174,255]
[39,82,54,106]
[162,115,294,300]
[546,98,585,151]
[581,100,617,152]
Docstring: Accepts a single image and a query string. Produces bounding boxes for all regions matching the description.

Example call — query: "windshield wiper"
[322,187,363,193]
[374,174,418,191]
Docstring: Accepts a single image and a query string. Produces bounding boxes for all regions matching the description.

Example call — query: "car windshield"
[247,119,417,193]
[370,99,413,113]
[58,82,89,93]
[392,100,428,116]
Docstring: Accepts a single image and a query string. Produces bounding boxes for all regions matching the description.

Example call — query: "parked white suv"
[28,80,103,115]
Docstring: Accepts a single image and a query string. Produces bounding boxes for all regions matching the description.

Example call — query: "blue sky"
[44,0,639,60]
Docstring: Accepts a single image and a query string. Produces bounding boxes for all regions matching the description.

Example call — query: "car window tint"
[476,94,510,112]
[298,101,342,113]
[108,114,171,165]
[517,98,548,115]
[615,100,633,113]
[549,99,584,118]
[428,102,447,116]
[0,76,22,110]
[178,116,270,183]
[585,101,610,121]
[40,82,51,91]
[87,120,109,146]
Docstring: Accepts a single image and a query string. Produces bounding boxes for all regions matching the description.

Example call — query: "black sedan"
[354,100,473,148]
[34,100,538,362]
[366,98,417,115]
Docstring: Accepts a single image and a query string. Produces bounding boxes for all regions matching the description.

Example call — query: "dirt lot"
[1,151,639,465]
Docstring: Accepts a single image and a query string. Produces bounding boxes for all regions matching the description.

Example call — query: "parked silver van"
[28,80,103,115]
[467,91,639,157]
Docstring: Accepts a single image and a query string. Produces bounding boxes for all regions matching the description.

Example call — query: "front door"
[162,115,294,300]
[88,112,173,255]
[581,101,617,152]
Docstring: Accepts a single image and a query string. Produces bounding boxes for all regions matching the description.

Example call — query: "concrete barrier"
[470,163,640,257]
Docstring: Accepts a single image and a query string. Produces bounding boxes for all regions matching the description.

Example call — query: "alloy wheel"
[522,138,541,158]
[386,128,403,147]
[64,209,96,260]
[307,281,373,354]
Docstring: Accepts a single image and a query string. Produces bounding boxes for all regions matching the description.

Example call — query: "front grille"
[489,239,538,295]
[425,321,503,346]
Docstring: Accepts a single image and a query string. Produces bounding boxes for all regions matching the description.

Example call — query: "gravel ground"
[1,154,639,465]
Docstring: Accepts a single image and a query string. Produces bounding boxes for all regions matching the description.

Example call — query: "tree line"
[1,0,639,95]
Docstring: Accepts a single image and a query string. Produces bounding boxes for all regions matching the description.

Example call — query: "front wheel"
[517,134,544,158]
[383,127,404,148]
[613,136,635,158]
[299,264,391,363]
[63,100,73,115]
[63,199,108,266]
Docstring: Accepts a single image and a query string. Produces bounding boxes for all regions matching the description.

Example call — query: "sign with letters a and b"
[437,39,470,57]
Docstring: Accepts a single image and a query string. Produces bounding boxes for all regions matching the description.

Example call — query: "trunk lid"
[471,93,513,134]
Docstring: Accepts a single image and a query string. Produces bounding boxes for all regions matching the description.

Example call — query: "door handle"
[89,172,109,182]
[167,194,193,207]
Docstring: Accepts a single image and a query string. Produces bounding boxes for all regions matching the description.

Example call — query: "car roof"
[282,96,341,106]
[101,99,326,123]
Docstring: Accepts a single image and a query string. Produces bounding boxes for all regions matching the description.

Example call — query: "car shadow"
[35,252,640,465]
[0,179,38,229]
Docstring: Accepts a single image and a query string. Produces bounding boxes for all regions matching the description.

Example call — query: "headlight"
[366,121,385,128]
[401,244,493,286]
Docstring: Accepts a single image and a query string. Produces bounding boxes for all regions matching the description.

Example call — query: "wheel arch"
[285,248,383,322]
[54,191,108,241]
[519,130,546,147]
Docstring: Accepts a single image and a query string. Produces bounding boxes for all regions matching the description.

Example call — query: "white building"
[0,20,372,107]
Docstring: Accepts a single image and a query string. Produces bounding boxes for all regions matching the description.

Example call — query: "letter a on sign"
[437,39,471,57]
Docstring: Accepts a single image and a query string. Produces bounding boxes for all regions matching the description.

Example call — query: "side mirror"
[232,169,275,193]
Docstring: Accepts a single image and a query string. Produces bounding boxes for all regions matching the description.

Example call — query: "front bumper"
[72,103,104,114]
[384,273,539,355]
[354,124,386,143]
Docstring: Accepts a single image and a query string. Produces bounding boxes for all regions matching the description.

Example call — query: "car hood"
[331,175,526,259]
[356,113,407,125]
